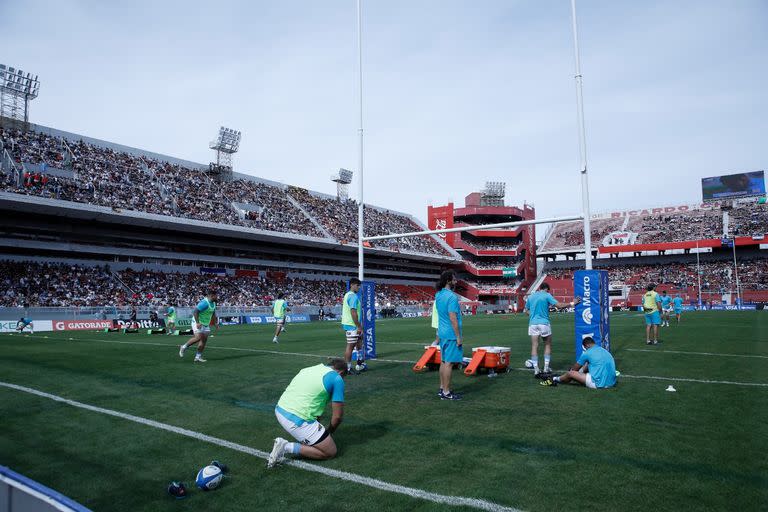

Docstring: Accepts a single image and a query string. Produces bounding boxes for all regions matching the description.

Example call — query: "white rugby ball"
[524,359,534,369]
[195,464,223,491]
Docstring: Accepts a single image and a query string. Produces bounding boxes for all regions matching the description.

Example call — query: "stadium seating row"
[0,260,428,308]
[539,205,768,252]
[0,127,449,256]
[543,259,768,293]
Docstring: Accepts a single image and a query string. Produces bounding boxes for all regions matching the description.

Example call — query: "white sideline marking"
[15,335,768,388]
[627,348,768,360]
[617,374,768,387]
[507,367,768,388]
[0,381,520,512]
[20,335,418,364]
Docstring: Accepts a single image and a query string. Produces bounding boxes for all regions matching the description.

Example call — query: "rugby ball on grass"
[196,464,223,490]
[524,359,534,369]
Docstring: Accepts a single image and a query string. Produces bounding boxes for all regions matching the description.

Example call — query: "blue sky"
[2,0,766,225]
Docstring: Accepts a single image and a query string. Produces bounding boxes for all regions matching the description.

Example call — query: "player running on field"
[524,283,579,376]
[341,278,365,374]
[268,358,348,466]
[165,305,176,335]
[540,336,616,389]
[15,317,33,334]
[435,270,464,400]
[272,292,289,343]
[179,290,218,363]
[672,293,684,324]
[660,290,673,327]
[643,284,663,345]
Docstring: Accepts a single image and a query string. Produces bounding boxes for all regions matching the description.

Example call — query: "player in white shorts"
[341,278,365,373]
[268,358,347,467]
[179,290,218,363]
[524,283,580,375]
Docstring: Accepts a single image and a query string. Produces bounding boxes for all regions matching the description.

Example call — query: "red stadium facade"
[428,191,536,305]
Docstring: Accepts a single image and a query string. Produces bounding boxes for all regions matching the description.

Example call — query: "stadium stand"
[0,260,418,308]
[0,126,450,256]
[539,202,768,253]
[541,257,768,303]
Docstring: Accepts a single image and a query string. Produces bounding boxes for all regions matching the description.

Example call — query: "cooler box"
[412,344,442,372]
[464,346,511,375]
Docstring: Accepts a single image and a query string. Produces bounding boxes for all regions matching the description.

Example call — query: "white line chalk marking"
[0,381,520,512]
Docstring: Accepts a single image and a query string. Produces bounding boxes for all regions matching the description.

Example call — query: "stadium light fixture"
[332,168,354,202]
[0,64,40,124]
[209,126,241,171]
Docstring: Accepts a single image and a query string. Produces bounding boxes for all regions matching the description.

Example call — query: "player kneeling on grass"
[540,337,616,389]
[179,290,218,363]
[268,358,347,467]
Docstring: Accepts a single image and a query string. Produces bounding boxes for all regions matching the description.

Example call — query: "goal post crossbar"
[361,214,584,242]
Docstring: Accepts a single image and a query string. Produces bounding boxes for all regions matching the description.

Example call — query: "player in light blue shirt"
[672,294,684,324]
[660,291,673,327]
[435,270,463,400]
[540,337,616,389]
[524,282,579,375]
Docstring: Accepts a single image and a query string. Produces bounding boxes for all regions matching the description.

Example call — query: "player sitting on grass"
[268,358,347,467]
[524,283,579,376]
[540,336,616,389]
[272,292,289,343]
[179,290,218,363]
[15,317,33,334]
[643,284,663,345]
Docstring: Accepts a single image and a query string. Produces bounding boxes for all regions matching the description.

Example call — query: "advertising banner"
[574,270,610,359]
[53,320,113,331]
[244,314,310,324]
[502,267,517,277]
[0,320,54,333]
[427,204,456,246]
[361,280,377,359]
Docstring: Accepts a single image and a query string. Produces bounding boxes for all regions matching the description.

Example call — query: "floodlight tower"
[0,64,40,127]
[331,168,354,201]
[209,126,241,177]
[481,181,506,207]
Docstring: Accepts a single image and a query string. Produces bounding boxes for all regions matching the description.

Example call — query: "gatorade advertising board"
[361,280,377,359]
[574,269,610,359]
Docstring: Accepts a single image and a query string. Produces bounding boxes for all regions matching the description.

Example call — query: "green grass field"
[1,311,767,512]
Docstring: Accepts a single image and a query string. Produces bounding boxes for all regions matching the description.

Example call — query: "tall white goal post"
[354,0,595,280]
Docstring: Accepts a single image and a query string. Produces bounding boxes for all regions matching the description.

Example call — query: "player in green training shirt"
[267,358,348,467]
[642,284,662,345]
[272,292,289,343]
[178,290,218,362]
[165,305,176,335]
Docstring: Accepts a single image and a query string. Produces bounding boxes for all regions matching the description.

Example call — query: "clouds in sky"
[2,0,766,226]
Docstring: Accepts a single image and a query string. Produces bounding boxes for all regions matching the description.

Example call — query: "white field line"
[11,334,768,388]
[626,348,768,360]
[18,335,418,364]
[616,374,768,387]
[0,381,520,512]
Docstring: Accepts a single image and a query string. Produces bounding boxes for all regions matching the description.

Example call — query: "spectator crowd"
[0,260,413,308]
[1,127,448,255]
